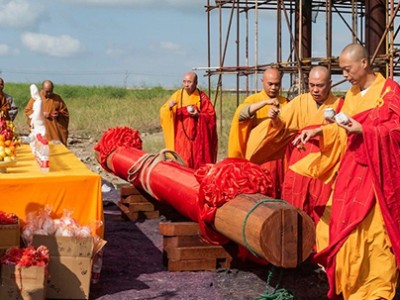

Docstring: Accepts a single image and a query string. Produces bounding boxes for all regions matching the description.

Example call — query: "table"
[0,143,104,237]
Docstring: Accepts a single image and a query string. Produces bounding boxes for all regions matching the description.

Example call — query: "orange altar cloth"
[0,143,104,237]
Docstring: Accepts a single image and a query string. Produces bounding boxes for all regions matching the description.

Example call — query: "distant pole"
[124,71,129,88]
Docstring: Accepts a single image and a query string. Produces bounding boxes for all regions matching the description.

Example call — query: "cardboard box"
[0,222,20,257]
[0,265,47,300]
[32,235,93,299]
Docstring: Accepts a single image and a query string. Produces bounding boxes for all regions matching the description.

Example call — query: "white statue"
[29,84,46,137]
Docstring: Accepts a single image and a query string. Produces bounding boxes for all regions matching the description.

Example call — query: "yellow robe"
[228,90,287,158]
[245,92,340,163]
[293,73,398,299]
[160,89,202,151]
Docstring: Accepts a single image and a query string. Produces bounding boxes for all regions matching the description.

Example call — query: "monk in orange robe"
[160,72,217,169]
[228,67,288,198]
[0,78,15,121]
[293,44,400,299]
[246,66,343,226]
[25,80,69,146]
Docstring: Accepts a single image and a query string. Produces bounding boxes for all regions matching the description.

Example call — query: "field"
[8,83,242,159]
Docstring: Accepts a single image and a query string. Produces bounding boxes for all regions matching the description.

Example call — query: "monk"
[293,44,400,299]
[25,80,69,146]
[0,78,18,121]
[246,66,343,229]
[160,71,217,169]
[228,67,288,198]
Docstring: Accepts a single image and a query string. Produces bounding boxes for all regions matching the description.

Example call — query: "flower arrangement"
[0,210,18,225]
[1,245,49,267]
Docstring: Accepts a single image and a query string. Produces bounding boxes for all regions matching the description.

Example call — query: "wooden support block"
[117,201,160,221]
[165,245,230,261]
[159,221,200,236]
[160,220,232,272]
[163,235,205,249]
[167,259,218,272]
[119,184,141,196]
[120,194,149,204]
[128,202,155,213]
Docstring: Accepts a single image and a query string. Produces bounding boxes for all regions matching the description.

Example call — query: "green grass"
[6,83,241,157]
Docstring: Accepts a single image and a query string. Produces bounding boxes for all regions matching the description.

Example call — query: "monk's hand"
[169,100,177,109]
[268,107,281,126]
[292,127,322,146]
[337,116,363,134]
[189,108,199,118]
[266,98,279,107]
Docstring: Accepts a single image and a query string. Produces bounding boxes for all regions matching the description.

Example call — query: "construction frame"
[202,0,400,104]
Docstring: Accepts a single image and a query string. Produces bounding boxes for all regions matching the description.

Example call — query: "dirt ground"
[66,135,398,300]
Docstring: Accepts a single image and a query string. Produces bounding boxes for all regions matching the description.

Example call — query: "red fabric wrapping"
[93,126,142,173]
[195,158,273,244]
[94,128,274,247]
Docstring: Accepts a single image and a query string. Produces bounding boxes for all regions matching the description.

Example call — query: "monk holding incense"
[228,67,288,197]
[25,80,69,146]
[160,71,217,169]
[293,43,400,299]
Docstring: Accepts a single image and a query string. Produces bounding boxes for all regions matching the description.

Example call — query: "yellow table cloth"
[0,143,104,237]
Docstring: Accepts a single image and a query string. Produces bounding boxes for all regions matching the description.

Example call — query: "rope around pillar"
[242,199,294,300]
[127,149,185,197]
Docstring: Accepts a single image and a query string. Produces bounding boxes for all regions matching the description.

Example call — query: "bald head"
[182,72,198,95]
[261,68,282,98]
[308,66,332,103]
[341,43,369,63]
[42,80,54,98]
[339,43,374,90]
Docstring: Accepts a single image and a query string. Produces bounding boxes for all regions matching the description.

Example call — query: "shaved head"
[308,66,332,103]
[339,43,374,90]
[261,67,282,98]
[340,43,370,64]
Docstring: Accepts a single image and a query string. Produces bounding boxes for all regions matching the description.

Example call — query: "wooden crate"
[160,221,232,272]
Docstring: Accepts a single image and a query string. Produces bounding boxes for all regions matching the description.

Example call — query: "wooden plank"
[165,245,230,261]
[120,194,149,204]
[163,235,206,249]
[167,259,217,272]
[128,211,160,220]
[128,202,155,213]
[159,221,200,236]
[119,185,141,196]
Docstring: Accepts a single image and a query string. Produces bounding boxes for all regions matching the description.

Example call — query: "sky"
[0,1,397,90]
[0,0,212,88]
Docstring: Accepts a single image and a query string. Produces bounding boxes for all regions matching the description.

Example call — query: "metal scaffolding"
[202,0,400,103]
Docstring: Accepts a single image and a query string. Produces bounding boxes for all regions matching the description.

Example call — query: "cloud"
[0,0,45,28]
[0,43,19,55]
[157,41,186,56]
[21,33,81,58]
[63,0,199,10]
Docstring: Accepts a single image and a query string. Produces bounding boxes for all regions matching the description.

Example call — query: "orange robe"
[295,74,400,299]
[160,88,217,170]
[246,92,342,224]
[228,90,287,198]
[25,91,69,146]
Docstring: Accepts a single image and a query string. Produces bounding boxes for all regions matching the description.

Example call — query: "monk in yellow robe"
[25,80,69,146]
[246,66,343,226]
[293,44,400,300]
[160,72,217,169]
[228,67,288,198]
